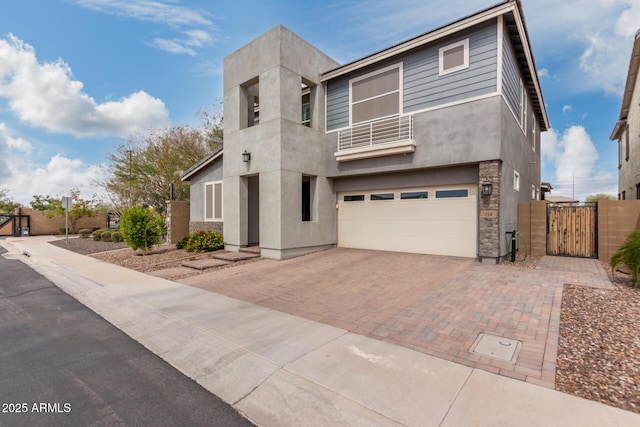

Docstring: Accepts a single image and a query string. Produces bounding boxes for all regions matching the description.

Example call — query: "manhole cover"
[469,333,522,363]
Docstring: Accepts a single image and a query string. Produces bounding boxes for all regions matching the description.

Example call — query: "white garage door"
[338,185,477,258]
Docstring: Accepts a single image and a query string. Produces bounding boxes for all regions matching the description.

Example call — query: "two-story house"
[182,0,548,263]
[611,29,640,200]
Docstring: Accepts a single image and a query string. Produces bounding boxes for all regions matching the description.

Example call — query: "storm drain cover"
[469,333,522,364]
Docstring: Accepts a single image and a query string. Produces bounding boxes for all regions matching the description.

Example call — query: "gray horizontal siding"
[502,30,521,119]
[325,22,498,131]
[189,159,223,222]
[403,23,497,112]
[326,79,349,130]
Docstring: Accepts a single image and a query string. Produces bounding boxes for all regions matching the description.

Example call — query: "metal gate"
[546,203,597,258]
[0,215,30,237]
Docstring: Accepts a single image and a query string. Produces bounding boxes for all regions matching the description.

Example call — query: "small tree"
[0,188,20,213]
[585,193,616,203]
[30,195,59,211]
[119,206,165,255]
[611,229,640,287]
[30,190,97,233]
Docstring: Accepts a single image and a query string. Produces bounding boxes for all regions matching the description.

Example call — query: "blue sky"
[0,0,638,205]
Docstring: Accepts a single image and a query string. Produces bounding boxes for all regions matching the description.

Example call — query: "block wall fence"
[518,200,640,261]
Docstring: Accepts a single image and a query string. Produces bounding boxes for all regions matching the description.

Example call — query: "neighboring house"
[611,29,640,200]
[182,0,548,263]
[181,146,223,235]
[545,196,579,206]
[540,182,553,201]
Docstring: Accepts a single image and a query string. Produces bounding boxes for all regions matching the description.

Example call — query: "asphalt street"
[0,246,254,427]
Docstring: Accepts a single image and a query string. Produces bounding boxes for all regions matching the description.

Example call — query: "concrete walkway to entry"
[2,236,636,427]
[180,248,612,389]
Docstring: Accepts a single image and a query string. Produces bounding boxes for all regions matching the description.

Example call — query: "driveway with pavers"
[179,248,612,389]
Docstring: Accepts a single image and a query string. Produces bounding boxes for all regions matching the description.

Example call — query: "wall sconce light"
[242,150,251,163]
[481,181,493,196]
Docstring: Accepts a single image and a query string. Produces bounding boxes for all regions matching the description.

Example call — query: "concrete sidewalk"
[2,236,638,426]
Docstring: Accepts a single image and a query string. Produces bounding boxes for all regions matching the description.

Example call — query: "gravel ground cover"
[49,237,128,254]
[48,237,210,272]
[556,267,640,414]
[50,238,640,414]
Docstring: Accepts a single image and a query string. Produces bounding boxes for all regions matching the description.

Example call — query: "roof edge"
[180,146,224,181]
[321,1,512,82]
[615,28,640,121]
[610,120,628,141]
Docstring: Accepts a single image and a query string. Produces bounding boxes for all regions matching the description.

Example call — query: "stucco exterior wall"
[223,25,340,259]
[618,69,640,198]
[498,95,540,256]
[326,96,502,178]
[333,165,478,193]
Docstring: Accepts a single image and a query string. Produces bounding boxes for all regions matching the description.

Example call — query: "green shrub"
[611,229,640,287]
[92,229,104,241]
[78,228,91,238]
[101,230,113,242]
[184,231,224,253]
[91,226,101,232]
[59,226,68,235]
[119,206,165,255]
[111,231,123,243]
[175,235,189,250]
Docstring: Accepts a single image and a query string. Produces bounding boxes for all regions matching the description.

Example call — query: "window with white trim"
[513,171,520,192]
[350,64,401,125]
[204,181,223,221]
[532,120,536,151]
[520,79,527,133]
[439,39,469,76]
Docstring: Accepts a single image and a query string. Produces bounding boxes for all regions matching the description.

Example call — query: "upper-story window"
[350,64,401,125]
[241,77,260,129]
[625,127,630,161]
[301,79,314,128]
[439,39,469,76]
[532,119,536,151]
[520,79,527,133]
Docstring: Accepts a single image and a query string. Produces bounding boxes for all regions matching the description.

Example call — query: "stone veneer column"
[478,160,501,262]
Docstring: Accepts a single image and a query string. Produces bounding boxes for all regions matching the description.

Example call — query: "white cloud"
[333,0,636,97]
[0,151,108,205]
[0,123,32,153]
[542,126,617,201]
[0,34,170,137]
[149,29,214,56]
[72,0,215,55]
[615,0,640,38]
[562,105,572,113]
[71,0,212,27]
[523,0,636,96]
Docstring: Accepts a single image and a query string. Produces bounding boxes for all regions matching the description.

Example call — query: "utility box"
[21,227,29,237]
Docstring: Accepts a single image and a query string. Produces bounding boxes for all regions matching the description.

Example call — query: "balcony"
[334,115,415,162]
